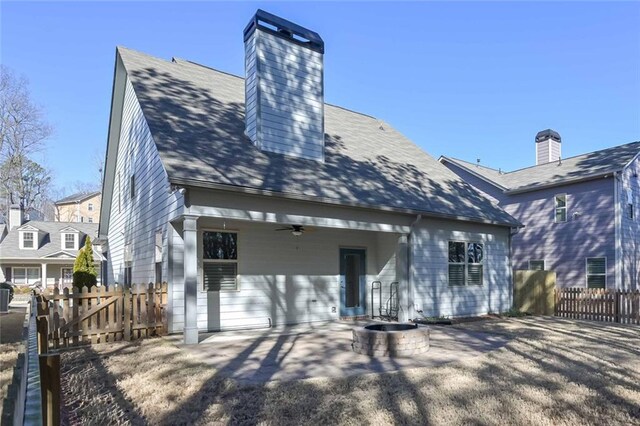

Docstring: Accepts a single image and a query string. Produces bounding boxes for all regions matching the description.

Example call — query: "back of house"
[99,9,521,342]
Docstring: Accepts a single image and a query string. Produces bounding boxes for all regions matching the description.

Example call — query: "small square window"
[88,203,94,211]
[88,217,93,223]
[529,260,545,271]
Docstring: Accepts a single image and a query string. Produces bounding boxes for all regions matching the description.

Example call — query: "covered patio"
[168,187,419,344]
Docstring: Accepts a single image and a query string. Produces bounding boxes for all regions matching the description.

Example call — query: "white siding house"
[100,10,520,344]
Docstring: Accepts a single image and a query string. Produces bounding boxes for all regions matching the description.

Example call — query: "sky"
[1,1,639,190]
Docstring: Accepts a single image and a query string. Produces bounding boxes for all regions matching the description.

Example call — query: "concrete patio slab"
[171,320,510,383]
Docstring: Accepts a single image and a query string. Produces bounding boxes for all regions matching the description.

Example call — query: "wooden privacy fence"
[513,270,556,315]
[555,288,640,324]
[35,283,168,349]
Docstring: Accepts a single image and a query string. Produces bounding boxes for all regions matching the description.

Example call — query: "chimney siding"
[244,11,325,161]
[535,129,562,165]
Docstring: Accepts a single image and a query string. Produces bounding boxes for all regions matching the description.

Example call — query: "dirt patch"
[60,318,640,425]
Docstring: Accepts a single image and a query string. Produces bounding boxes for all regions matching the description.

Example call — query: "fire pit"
[352,323,430,357]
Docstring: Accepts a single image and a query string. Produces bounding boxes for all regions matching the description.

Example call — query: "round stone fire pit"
[352,323,430,357]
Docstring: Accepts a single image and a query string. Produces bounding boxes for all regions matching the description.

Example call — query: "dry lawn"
[60,318,640,426]
[0,343,22,414]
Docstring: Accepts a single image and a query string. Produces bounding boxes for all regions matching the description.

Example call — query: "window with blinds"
[202,231,238,291]
[586,257,606,288]
[448,241,484,286]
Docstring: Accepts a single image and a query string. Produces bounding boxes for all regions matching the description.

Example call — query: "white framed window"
[529,260,545,271]
[21,232,35,249]
[448,241,484,286]
[88,217,93,223]
[62,233,78,250]
[88,203,94,211]
[555,194,567,223]
[202,230,238,292]
[586,257,606,289]
[12,267,40,285]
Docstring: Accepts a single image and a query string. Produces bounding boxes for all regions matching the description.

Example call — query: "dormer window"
[22,232,34,249]
[61,232,79,251]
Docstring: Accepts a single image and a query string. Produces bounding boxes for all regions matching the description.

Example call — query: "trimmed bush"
[73,236,97,290]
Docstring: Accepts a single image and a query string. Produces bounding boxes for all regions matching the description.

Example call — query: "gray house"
[441,130,640,290]
[99,10,520,344]
[0,205,103,287]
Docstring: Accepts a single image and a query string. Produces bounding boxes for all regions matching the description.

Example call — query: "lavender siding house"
[441,130,640,290]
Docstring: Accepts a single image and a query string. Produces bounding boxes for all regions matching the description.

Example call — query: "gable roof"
[441,141,640,194]
[0,221,99,259]
[55,191,101,205]
[109,47,518,227]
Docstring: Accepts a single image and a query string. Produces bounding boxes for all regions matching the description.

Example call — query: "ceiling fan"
[275,225,308,236]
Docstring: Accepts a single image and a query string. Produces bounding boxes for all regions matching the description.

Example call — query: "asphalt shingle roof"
[0,221,99,259]
[442,141,640,194]
[117,47,519,227]
[55,191,101,205]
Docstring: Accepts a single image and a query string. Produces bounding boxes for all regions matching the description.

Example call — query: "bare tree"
[0,66,52,163]
[0,65,53,218]
[0,155,52,217]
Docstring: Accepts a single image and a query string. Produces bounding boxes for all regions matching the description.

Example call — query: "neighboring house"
[99,10,520,343]
[55,191,102,223]
[0,205,104,287]
[441,130,640,290]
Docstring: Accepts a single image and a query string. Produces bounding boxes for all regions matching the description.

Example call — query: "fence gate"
[513,270,556,315]
[36,283,168,349]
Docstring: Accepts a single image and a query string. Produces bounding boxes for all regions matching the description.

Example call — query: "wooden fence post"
[614,290,620,323]
[124,286,131,341]
[37,316,49,355]
[39,353,60,426]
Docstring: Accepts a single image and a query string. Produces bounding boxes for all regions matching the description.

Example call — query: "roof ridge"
[445,156,503,173]
[502,140,640,175]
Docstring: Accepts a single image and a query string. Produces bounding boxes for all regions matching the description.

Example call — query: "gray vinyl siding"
[536,141,550,165]
[550,140,561,163]
[106,77,184,290]
[171,219,399,332]
[620,155,640,290]
[505,179,615,288]
[244,29,324,161]
[411,218,512,317]
[444,160,617,288]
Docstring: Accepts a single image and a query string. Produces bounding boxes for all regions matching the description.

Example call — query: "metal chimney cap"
[535,129,561,143]
[243,9,324,53]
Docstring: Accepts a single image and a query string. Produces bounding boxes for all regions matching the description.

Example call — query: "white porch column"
[41,263,48,289]
[396,234,412,322]
[183,215,199,344]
